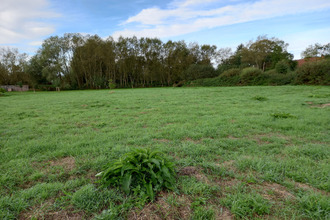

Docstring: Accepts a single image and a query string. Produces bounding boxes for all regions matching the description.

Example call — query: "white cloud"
[113,0,330,39]
[0,0,59,45]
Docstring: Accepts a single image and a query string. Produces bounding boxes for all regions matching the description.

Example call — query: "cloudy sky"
[1,0,330,58]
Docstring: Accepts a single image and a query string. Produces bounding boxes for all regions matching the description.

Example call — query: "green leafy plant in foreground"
[252,95,268,101]
[97,148,176,201]
[271,112,297,119]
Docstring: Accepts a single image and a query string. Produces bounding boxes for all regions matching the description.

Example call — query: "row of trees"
[1,34,328,89]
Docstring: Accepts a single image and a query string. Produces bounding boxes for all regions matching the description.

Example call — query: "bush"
[295,59,330,85]
[264,70,295,85]
[184,64,216,81]
[240,67,264,85]
[108,79,116,89]
[221,68,241,78]
[275,60,290,74]
[0,88,5,96]
[97,148,176,201]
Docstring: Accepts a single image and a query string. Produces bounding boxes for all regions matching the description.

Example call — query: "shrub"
[275,60,290,74]
[265,70,295,85]
[184,64,217,81]
[221,68,241,78]
[97,148,176,201]
[0,88,6,96]
[108,79,116,89]
[240,67,264,85]
[295,59,330,85]
[216,68,241,86]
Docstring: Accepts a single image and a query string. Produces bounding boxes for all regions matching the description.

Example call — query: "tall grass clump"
[97,148,176,201]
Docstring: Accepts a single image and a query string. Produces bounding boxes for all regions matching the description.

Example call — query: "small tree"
[108,79,116,89]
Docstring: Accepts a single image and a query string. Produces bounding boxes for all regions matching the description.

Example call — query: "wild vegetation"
[1,86,329,219]
[1,35,329,90]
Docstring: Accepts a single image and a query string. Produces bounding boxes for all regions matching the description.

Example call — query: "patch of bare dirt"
[183,137,201,144]
[179,166,210,184]
[319,103,330,108]
[215,160,237,173]
[179,166,199,175]
[19,198,86,220]
[306,102,330,108]
[217,178,240,188]
[295,182,329,196]
[249,133,291,145]
[49,157,76,172]
[153,139,170,143]
[261,183,294,200]
[129,192,191,220]
[215,207,234,220]
[227,136,239,140]
[20,206,85,220]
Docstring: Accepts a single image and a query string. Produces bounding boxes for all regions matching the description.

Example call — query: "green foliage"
[98,148,176,201]
[184,64,216,81]
[295,59,330,85]
[240,67,264,85]
[221,68,241,78]
[108,79,116,89]
[265,70,296,85]
[271,112,296,119]
[252,95,268,101]
[297,192,330,219]
[222,193,272,218]
[275,60,290,74]
[0,88,5,96]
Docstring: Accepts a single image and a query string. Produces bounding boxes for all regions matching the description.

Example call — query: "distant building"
[0,85,29,92]
[296,57,324,67]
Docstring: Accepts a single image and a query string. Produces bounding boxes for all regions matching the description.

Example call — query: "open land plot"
[0,86,329,219]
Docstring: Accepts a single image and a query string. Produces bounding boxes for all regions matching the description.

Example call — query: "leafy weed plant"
[98,148,176,201]
[252,95,268,101]
[271,112,297,119]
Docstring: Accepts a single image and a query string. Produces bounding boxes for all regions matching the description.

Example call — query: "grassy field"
[0,86,329,219]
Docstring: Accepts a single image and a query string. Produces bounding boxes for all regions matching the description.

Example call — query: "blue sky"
[1,0,330,59]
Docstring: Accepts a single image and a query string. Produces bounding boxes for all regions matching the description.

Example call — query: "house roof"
[296,57,323,66]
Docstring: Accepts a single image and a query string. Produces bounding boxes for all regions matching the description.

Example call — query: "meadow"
[0,86,329,219]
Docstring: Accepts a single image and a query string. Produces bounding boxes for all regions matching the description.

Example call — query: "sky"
[1,0,330,59]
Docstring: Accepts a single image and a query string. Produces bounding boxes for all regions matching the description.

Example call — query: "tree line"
[0,34,329,90]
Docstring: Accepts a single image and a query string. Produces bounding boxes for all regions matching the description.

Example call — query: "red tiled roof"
[296,57,323,66]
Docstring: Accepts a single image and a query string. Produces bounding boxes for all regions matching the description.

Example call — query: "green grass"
[1,86,329,219]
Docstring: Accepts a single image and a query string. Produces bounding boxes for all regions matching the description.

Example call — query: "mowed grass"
[0,86,329,219]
